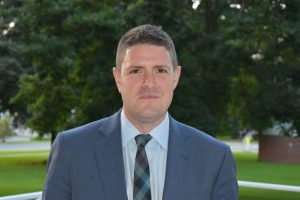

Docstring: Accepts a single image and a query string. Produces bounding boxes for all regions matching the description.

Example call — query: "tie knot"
[135,134,152,147]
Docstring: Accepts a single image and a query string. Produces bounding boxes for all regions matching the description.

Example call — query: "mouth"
[139,95,159,99]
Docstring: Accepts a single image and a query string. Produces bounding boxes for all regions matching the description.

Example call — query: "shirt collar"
[121,109,169,150]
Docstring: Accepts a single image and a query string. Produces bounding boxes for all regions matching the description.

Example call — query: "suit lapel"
[94,111,128,200]
[92,112,189,200]
[163,117,189,200]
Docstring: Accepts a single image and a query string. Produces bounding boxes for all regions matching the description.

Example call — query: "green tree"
[2,0,299,141]
[7,0,124,142]
[0,0,29,123]
[0,111,15,142]
[219,0,300,135]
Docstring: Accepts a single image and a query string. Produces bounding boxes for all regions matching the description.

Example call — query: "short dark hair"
[116,24,178,71]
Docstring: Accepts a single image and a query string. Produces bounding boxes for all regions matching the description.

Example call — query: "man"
[42,24,238,200]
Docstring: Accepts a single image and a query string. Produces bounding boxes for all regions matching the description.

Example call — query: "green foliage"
[0,111,15,142]
[1,0,299,136]
[0,0,29,123]
[219,0,300,135]
[6,0,124,133]
[0,40,24,113]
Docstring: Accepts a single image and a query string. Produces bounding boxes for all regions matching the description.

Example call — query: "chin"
[138,110,166,121]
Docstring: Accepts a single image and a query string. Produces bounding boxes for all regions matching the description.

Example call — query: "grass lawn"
[239,187,300,200]
[0,151,300,199]
[235,153,300,199]
[235,153,300,186]
[0,151,49,196]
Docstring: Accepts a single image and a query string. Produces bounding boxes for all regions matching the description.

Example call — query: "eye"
[129,69,141,74]
[157,68,168,73]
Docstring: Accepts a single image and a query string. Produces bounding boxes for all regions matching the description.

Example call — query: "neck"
[124,111,167,133]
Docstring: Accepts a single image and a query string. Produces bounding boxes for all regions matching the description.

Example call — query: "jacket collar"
[94,110,189,200]
[94,110,128,200]
[163,116,189,200]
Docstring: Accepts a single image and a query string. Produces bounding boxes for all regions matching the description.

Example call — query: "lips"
[139,95,159,99]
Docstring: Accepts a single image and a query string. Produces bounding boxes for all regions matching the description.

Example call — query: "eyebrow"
[125,65,143,71]
[153,65,173,71]
[125,64,172,71]
[127,65,144,69]
[153,65,170,68]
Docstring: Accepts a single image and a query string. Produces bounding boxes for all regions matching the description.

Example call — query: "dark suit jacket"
[42,110,238,200]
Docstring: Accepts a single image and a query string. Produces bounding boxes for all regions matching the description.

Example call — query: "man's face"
[113,44,181,127]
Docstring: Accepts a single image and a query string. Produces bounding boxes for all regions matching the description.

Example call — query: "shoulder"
[170,118,230,153]
[51,112,120,161]
[58,118,104,143]
[57,111,120,146]
[171,118,236,175]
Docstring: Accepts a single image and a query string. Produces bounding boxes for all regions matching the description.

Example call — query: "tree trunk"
[204,0,218,33]
[51,131,57,145]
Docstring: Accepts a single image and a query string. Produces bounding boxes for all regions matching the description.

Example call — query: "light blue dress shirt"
[121,110,169,200]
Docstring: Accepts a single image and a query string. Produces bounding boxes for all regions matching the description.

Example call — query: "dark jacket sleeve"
[211,145,239,200]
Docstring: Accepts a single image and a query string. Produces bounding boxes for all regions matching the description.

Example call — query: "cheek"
[166,78,176,89]
[160,86,174,106]
[119,80,138,95]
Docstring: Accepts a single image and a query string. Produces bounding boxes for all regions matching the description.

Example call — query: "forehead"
[122,44,172,65]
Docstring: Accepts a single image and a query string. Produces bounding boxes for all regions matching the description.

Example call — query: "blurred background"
[0,0,299,199]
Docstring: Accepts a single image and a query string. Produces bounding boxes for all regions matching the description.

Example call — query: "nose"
[143,71,156,88]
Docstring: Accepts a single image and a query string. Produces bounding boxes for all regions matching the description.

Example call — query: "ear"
[112,67,122,93]
[172,66,181,90]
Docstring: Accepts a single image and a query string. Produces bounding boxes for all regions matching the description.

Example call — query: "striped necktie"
[133,134,152,200]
